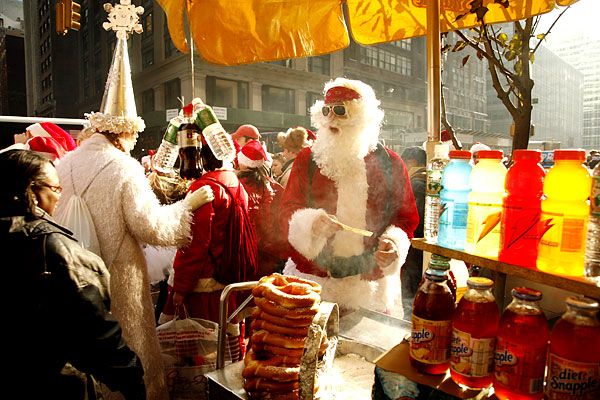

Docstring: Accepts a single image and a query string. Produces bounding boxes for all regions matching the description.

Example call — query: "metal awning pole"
[426,0,442,147]
[0,115,89,126]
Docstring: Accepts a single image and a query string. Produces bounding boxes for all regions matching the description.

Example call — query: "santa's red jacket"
[173,170,250,295]
[280,146,419,315]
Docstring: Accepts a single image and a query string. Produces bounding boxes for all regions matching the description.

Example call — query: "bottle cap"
[429,254,451,271]
[433,143,450,159]
[449,150,471,160]
[554,149,586,162]
[565,296,599,310]
[477,150,503,160]
[466,277,494,289]
[511,287,542,301]
[513,149,541,162]
[425,269,448,282]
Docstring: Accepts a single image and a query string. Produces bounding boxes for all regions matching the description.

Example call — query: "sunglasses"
[321,105,348,118]
[36,183,63,194]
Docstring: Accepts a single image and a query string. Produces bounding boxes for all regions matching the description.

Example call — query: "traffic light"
[55,1,67,35]
[65,0,81,31]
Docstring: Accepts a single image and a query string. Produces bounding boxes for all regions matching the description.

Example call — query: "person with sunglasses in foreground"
[280,77,419,318]
[0,149,146,399]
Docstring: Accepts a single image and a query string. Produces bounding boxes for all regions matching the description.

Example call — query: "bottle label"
[540,213,586,253]
[500,204,541,251]
[163,123,179,145]
[410,315,452,364]
[592,175,600,217]
[545,353,600,399]
[465,203,502,244]
[450,328,495,377]
[494,339,546,395]
[426,170,443,196]
[452,203,469,229]
[177,129,199,148]
[195,107,218,130]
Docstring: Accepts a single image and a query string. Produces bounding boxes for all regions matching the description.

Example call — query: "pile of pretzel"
[243,273,323,400]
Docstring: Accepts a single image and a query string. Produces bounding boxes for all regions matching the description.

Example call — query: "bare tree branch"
[532,5,571,54]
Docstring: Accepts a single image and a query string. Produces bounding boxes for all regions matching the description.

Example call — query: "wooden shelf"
[411,238,600,299]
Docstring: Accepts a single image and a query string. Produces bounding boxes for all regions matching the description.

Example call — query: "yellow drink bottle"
[465,150,507,258]
[537,150,591,276]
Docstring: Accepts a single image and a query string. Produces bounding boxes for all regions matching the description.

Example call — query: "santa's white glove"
[183,185,214,211]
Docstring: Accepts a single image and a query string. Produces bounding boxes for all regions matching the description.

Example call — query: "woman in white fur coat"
[56,128,213,400]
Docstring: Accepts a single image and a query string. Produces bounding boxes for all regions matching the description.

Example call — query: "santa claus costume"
[237,140,287,276]
[281,78,419,318]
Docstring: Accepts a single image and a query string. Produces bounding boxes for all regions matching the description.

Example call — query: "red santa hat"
[324,86,362,104]
[237,140,270,169]
[27,122,77,151]
[27,136,68,161]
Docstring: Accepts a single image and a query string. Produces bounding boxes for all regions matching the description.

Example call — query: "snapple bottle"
[494,287,548,400]
[410,269,455,375]
[545,296,600,400]
[450,277,499,389]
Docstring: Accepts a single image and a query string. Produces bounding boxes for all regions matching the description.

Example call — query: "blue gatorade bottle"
[438,150,473,250]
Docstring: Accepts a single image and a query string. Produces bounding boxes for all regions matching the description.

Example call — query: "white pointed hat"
[87,0,145,134]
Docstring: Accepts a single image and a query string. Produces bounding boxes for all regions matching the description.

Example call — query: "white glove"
[183,185,214,211]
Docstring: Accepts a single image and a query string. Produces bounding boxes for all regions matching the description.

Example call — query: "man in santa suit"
[281,77,419,317]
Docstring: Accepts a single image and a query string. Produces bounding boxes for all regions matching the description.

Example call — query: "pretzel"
[251,330,306,349]
[254,297,319,319]
[252,309,314,327]
[251,318,310,338]
[253,274,321,309]
[242,362,300,382]
[251,344,305,359]
[244,378,299,393]
[259,273,322,294]
[244,348,302,367]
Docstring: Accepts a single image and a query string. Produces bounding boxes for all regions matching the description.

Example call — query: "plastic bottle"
[194,105,237,162]
[584,162,600,277]
[438,150,472,250]
[499,150,545,268]
[537,150,591,276]
[177,104,202,180]
[424,143,450,242]
[465,150,507,258]
[493,287,548,400]
[545,296,600,400]
[450,277,499,389]
[410,269,455,375]
[152,118,182,175]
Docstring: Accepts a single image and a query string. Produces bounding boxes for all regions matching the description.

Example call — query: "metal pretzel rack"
[205,282,411,399]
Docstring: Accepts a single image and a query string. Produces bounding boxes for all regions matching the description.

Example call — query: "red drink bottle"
[494,287,548,400]
[545,296,600,400]
[450,277,499,389]
[410,269,455,375]
[499,150,545,268]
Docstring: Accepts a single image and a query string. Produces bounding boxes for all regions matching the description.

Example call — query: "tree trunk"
[511,112,532,154]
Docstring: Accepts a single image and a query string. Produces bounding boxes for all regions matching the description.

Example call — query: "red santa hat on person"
[27,122,77,151]
[237,140,271,169]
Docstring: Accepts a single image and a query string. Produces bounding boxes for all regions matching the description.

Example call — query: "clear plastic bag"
[54,194,101,257]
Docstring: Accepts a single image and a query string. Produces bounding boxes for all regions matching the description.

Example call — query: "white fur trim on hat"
[86,111,145,134]
[288,208,329,260]
[237,151,265,169]
[27,123,52,137]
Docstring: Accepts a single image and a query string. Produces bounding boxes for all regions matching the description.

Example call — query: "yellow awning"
[157,0,578,66]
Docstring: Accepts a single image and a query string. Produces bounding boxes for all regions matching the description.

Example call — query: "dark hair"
[199,142,223,172]
[238,165,271,189]
[401,146,426,166]
[0,149,53,217]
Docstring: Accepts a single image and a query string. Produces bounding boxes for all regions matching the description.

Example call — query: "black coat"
[0,214,146,399]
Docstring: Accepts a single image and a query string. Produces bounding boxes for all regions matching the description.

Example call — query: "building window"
[262,86,295,114]
[308,55,330,75]
[206,76,249,109]
[164,18,177,57]
[142,89,155,113]
[359,47,412,76]
[142,12,153,39]
[164,78,181,109]
[306,92,321,115]
[142,47,154,68]
[391,39,411,50]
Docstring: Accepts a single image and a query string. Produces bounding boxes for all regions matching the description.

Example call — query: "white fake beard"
[312,118,373,182]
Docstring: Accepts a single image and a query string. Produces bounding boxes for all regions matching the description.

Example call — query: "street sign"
[213,106,227,120]
[166,108,179,121]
